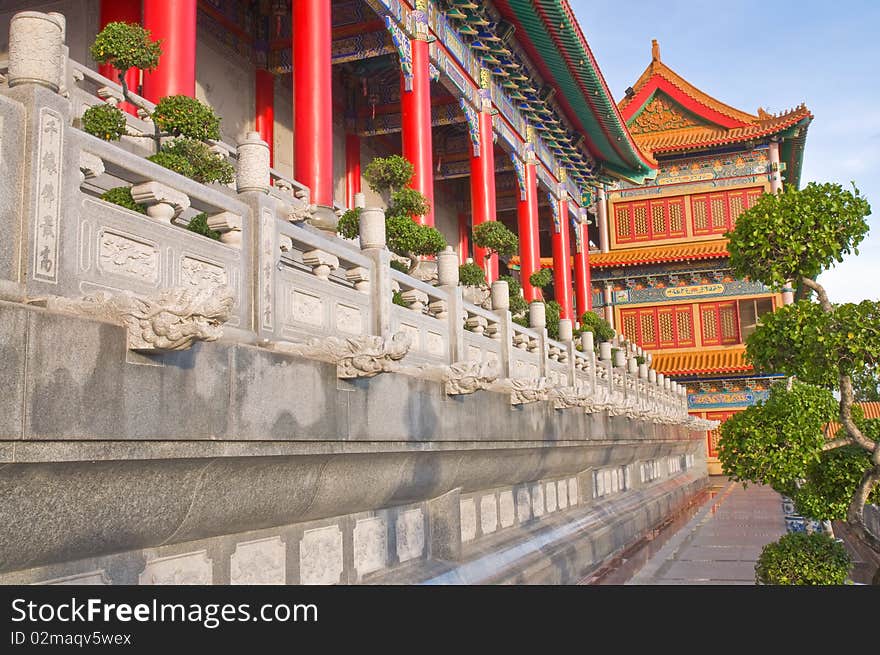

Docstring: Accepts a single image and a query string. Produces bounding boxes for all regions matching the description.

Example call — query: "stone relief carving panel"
[568,478,579,506]
[181,255,227,289]
[230,536,286,585]
[545,481,558,513]
[516,487,532,523]
[335,303,363,335]
[299,525,344,585]
[97,231,160,285]
[531,483,545,518]
[291,290,325,328]
[480,494,498,535]
[396,509,425,563]
[353,517,387,577]
[460,498,476,542]
[139,551,213,585]
[499,491,515,529]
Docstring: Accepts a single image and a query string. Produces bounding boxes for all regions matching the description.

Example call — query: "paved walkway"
[622,478,786,585]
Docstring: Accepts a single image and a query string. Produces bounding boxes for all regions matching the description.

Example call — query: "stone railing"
[0,11,707,428]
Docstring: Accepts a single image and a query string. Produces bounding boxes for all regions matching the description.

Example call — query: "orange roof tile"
[652,347,752,377]
[588,240,729,268]
[633,105,813,155]
[825,402,880,438]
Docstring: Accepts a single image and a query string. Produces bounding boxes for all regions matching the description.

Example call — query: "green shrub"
[148,150,196,179]
[100,186,145,214]
[337,208,361,240]
[364,155,414,193]
[577,311,615,343]
[148,139,233,185]
[545,300,561,340]
[512,315,529,328]
[390,259,409,273]
[755,532,851,585]
[152,95,221,141]
[185,212,220,240]
[390,187,430,218]
[459,262,487,287]
[473,221,518,259]
[529,268,552,289]
[385,214,446,258]
[392,290,408,307]
[82,103,127,141]
[90,22,161,75]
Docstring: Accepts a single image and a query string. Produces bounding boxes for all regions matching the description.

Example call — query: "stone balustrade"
[0,22,694,426]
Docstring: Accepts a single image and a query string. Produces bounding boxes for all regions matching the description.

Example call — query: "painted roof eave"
[494,0,657,182]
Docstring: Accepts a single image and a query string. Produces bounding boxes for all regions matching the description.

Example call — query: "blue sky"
[571,0,880,302]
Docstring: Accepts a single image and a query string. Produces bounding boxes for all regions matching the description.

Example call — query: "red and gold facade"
[590,41,812,474]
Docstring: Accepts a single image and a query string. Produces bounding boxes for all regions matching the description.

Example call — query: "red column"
[574,218,592,319]
[142,0,197,102]
[552,195,574,320]
[99,0,141,114]
[255,69,275,167]
[293,0,333,207]
[458,212,470,265]
[518,159,541,302]
[470,109,498,282]
[401,33,434,225]
[345,133,361,209]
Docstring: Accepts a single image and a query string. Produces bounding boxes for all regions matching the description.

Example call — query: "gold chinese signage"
[664,284,724,298]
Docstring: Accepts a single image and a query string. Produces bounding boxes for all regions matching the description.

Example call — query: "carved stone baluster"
[400,289,429,312]
[130,181,190,223]
[206,212,243,247]
[346,266,370,293]
[302,249,340,281]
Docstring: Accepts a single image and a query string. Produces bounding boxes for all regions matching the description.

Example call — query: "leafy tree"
[720,181,880,582]
[336,156,446,274]
[545,300,562,340]
[185,212,220,241]
[85,23,230,187]
[472,221,518,264]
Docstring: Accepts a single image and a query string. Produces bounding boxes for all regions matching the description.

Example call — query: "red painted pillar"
[255,69,275,168]
[293,0,333,207]
[142,0,197,102]
[400,23,434,225]
[345,133,361,209]
[574,218,592,319]
[470,109,498,282]
[99,0,141,114]
[552,195,574,320]
[518,158,541,302]
[458,212,470,265]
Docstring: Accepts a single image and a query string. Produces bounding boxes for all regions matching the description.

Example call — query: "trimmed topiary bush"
[500,275,527,317]
[100,186,146,214]
[545,300,562,340]
[472,221,518,260]
[147,150,197,180]
[90,22,161,80]
[337,208,361,241]
[577,310,615,343]
[754,532,851,585]
[82,103,127,141]
[459,262,487,287]
[364,155,414,194]
[152,95,222,141]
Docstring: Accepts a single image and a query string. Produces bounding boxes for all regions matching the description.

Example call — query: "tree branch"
[823,437,852,451]
[846,464,880,556]
[840,375,876,453]
[800,276,832,312]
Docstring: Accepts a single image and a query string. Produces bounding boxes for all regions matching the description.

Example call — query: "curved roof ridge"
[619,40,758,126]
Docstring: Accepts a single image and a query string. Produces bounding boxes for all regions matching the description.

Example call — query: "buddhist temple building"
[0,0,658,318]
[591,40,812,474]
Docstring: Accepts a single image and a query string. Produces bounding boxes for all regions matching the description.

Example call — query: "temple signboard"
[688,390,770,410]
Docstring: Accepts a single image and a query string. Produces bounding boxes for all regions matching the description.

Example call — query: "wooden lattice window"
[619,305,695,350]
[612,196,687,243]
[615,206,631,239]
[690,187,766,236]
[699,301,740,346]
